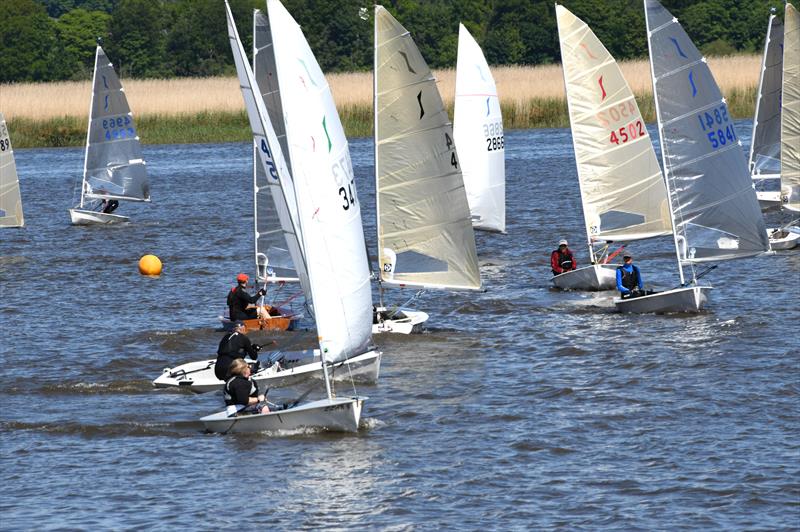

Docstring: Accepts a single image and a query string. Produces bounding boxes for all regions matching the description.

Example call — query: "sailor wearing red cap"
[226,273,266,321]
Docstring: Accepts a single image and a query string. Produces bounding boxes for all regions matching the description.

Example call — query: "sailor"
[101,199,119,214]
[616,252,644,298]
[227,273,266,321]
[223,358,269,416]
[214,321,260,381]
[551,239,577,275]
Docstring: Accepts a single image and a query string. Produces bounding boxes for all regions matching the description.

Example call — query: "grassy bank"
[7,87,757,148]
[3,55,760,148]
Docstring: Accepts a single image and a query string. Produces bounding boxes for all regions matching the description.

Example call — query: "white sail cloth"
[453,23,506,233]
[265,0,372,363]
[645,0,769,262]
[0,113,24,228]
[375,6,481,290]
[556,5,671,244]
[782,3,800,212]
[82,46,148,203]
[749,14,784,180]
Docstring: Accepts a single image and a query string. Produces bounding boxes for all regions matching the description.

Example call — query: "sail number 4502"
[610,120,645,145]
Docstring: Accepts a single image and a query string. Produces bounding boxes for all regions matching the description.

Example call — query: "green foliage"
[0,0,58,81]
[54,8,112,79]
[10,0,787,82]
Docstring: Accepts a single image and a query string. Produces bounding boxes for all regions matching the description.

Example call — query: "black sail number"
[445,132,458,169]
[339,180,356,210]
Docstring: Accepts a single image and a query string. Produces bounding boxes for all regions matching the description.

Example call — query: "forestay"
[375,6,481,291]
[453,23,506,233]
[268,0,372,363]
[82,46,149,203]
[225,0,308,304]
[749,13,784,181]
[645,0,768,262]
[556,5,671,245]
[0,113,24,228]
[253,10,300,283]
[782,3,800,212]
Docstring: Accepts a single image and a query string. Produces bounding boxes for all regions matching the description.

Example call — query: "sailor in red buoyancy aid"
[551,239,577,276]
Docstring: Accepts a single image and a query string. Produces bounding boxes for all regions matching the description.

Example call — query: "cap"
[558,239,568,246]
[233,320,246,328]
[236,273,249,282]
[623,252,632,259]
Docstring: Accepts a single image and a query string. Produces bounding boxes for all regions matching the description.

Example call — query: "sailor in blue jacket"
[616,253,643,297]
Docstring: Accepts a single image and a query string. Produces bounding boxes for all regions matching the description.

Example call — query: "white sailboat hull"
[373,307,428,334]
[152,349,381,393]
[69,208,129,225]
[201,396,365,434]
[614,286,711,314]
[767,227,800,249]
[552,264,618,291]
[757,190,782,210]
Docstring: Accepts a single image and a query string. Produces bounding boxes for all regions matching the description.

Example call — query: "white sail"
[782,3,800,212]
[749,13,784,182]
[645,0,769,269]
[80,46,148,204]
[556,5,671,251]
[225,2,310,308]
[0,113,24,228]
[375,6,481,291]
[267,0,372,363]
[253,10,300,283]
[453,23,506,233]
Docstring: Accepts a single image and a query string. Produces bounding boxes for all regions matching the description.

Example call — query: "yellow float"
[138,254,162,276]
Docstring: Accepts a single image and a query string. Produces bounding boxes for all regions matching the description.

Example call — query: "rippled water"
[1,124,798,529]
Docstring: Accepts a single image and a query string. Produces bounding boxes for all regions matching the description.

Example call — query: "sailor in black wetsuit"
[227,273,266,321]
[223,358,268,415]
[214,321,260,381]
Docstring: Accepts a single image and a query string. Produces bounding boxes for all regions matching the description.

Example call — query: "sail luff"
[80,47,100,209]
[782,2,800,211]
[0,113,24,228]
[453,23,506,233]
[556,4,671,256]
[644,0,769,266]
[375,5,481,291]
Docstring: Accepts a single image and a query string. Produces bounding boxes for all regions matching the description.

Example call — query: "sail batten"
[0,113,24,228]
[375,6,481,290]
[644,0,769,264]
[556,5,671,248]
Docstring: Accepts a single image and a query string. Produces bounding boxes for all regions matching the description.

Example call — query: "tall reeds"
[0,55,761,148]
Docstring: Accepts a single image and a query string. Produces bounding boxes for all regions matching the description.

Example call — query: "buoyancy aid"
[224,376,258,407]
[617,264,640,291]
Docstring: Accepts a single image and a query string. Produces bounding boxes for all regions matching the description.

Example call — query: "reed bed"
[1,55,761,147]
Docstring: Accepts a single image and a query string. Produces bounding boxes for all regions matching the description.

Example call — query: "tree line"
[0,0,786,83]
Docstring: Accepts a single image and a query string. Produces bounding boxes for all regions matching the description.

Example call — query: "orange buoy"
[138,254,162,276]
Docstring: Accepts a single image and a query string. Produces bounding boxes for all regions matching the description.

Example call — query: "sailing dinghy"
[615,0,770,313]
[453,23,506,233]
[69,45,149,225]
[750,3,800,249]
[554,5,672,291]
[200,1,378,433]
[0,113,24,228]
[372,6,482,325]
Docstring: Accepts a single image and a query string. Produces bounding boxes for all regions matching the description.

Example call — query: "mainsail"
[556,4,671,254]
[782,2,800,212]
[749,13,784,183]
[453,23,506,233]
[645,0,769,269]
[375,5,481,291]
[265,0,373,362]
[0,113,24,228]
[253,9,300,283]
[81,46,149,204]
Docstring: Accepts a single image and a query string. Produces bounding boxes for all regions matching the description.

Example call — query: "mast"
[644,3,690,285]
[373,5,384,307]
[252,11,261,284]
[556,3,598,266]
[79,46,101,210]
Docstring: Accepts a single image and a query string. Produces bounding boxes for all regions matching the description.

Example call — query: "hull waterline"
[614,286,711,314]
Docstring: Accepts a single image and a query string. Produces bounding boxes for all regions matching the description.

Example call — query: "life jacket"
[226,287,236,308]
[617,264,640,291]
[223,376,257,407]
[554,249,574,270]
